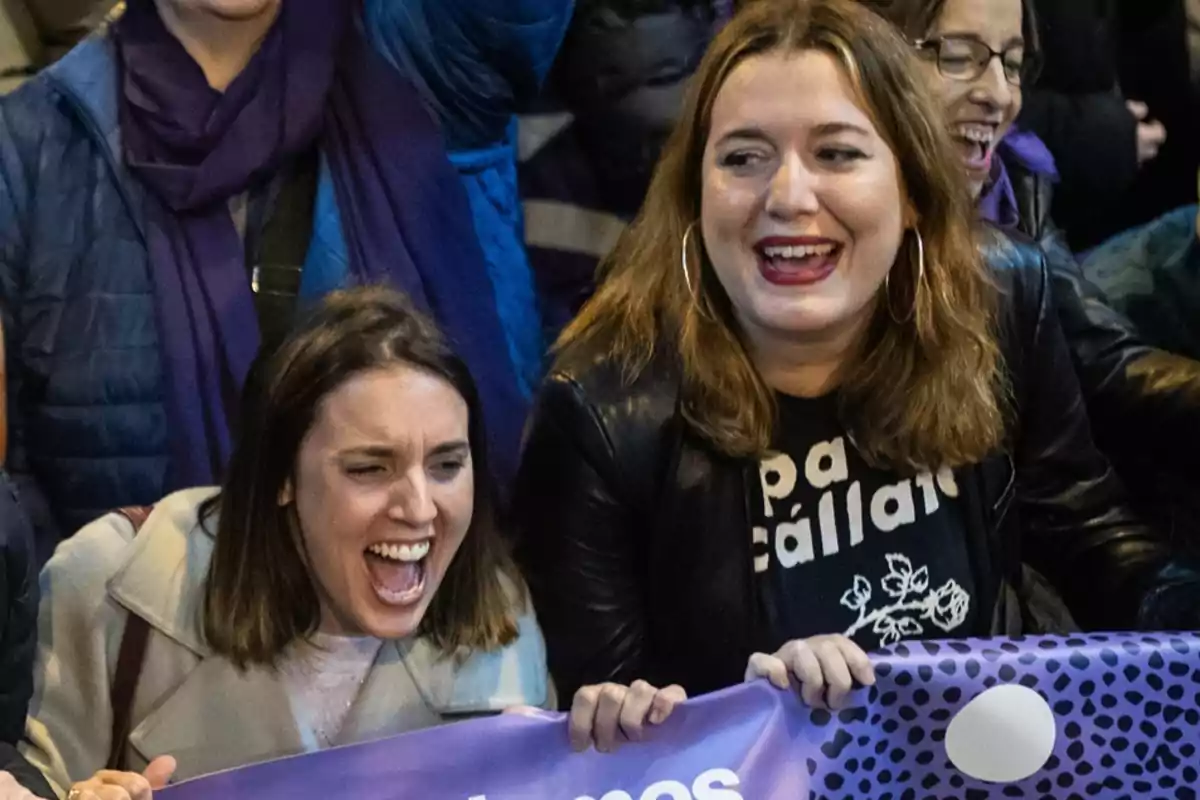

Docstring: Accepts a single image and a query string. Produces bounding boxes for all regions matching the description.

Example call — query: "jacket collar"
[45,35,121,167]
[1004,159,1054,243]
[106,487,218,657]
[43,33,149,241]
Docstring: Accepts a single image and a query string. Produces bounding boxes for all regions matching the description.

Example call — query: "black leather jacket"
[512,232,1200,704]
[1008,162,1200,535]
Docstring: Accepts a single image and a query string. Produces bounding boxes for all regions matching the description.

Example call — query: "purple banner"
[158,633,1200,799]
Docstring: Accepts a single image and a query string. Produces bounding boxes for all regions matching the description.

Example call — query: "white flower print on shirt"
[840,554,970,645]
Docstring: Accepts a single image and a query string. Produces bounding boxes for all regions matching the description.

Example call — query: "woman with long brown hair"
[512,0,1200,712]
[9,288,682,800]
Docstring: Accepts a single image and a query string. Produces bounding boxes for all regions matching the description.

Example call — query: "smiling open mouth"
[365,540,429,605]
[755,240,843,286]
[953,123,997,172]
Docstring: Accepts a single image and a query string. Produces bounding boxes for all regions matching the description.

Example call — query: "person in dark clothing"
[1082,203,1200,362]
[1073,202,1200,544]
[1018,0,1195,251]
[874,0,1200,544]
[512,0,1200,706]
[1,0,565,563]
[0,479,53,800]
[0,482,33,745]
[1114,0,1200,239]
[520,0,729,338]
[0,322,55,799]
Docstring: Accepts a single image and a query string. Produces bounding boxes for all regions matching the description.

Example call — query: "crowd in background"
[0,0,1199,798]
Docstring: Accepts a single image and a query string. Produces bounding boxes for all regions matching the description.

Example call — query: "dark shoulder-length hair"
[202,287,521,669]
[556,0,1005,472]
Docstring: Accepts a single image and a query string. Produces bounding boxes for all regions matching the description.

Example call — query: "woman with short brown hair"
[15,288,683,800]
[513,0,1200,711]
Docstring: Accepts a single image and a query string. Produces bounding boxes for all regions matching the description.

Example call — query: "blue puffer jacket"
[0,2,571,560]
[0,38,159,563]
[315,0,574,395]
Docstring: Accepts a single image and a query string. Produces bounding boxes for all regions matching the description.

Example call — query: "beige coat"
[21,488,552,798]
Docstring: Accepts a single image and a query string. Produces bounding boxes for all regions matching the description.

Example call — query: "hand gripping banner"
[158,633,1200,799]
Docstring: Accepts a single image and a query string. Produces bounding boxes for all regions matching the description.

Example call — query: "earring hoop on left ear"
[681,222,715,321]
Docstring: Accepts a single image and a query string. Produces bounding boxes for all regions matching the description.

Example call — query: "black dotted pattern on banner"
[803,634,1200,800]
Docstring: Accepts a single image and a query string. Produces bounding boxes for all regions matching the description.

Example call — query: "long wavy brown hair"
[556,0,1006,471]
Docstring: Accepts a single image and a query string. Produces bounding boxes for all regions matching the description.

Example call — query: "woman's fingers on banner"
[87,772,151,800]
[617,680,659,743]
[143,758,176,791]
[568,681,691,754]
[591,684,626,753]
[568,684,602,752]
[835,637,876,688]
[745,652,790,689]
[647,685,687,726]
[753,635,875,710]
[811,640,856,710]
[68,770,155,800]
[782,641,827,709]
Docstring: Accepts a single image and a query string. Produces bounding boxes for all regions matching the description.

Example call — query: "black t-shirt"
[751,393,978,652]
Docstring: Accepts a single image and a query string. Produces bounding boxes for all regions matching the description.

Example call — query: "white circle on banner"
[945,684,1057,782]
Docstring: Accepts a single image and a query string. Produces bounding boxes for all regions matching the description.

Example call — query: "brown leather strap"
[106,614,150,771]
[106,506,155,771]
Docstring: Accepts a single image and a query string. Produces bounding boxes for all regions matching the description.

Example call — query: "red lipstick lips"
[755,236,842,286]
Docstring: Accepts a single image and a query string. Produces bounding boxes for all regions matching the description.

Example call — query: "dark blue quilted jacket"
[0,2,571,561]
[0,39,165,562]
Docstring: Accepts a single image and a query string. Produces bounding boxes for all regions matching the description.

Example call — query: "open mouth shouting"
[951,122,998,178]
[365,539,431,606]
[755,236,844,286]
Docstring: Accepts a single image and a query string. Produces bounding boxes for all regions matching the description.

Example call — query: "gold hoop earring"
[885,228,925,324]
[681,222,712,319]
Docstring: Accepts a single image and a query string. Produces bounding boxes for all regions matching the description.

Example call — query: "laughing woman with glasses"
[868,0,1045,204]
[911,31,1044,203]
[869,0,1200,551]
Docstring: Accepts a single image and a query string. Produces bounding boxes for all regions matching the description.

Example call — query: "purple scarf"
[978,127,1058,230]
[114,0,526,488]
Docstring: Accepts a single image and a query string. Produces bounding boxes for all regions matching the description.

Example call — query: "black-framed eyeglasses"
[914,35,1041,86]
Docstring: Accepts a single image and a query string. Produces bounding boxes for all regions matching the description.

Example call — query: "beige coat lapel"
[128,657,307,781]
[106,490,312,780]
